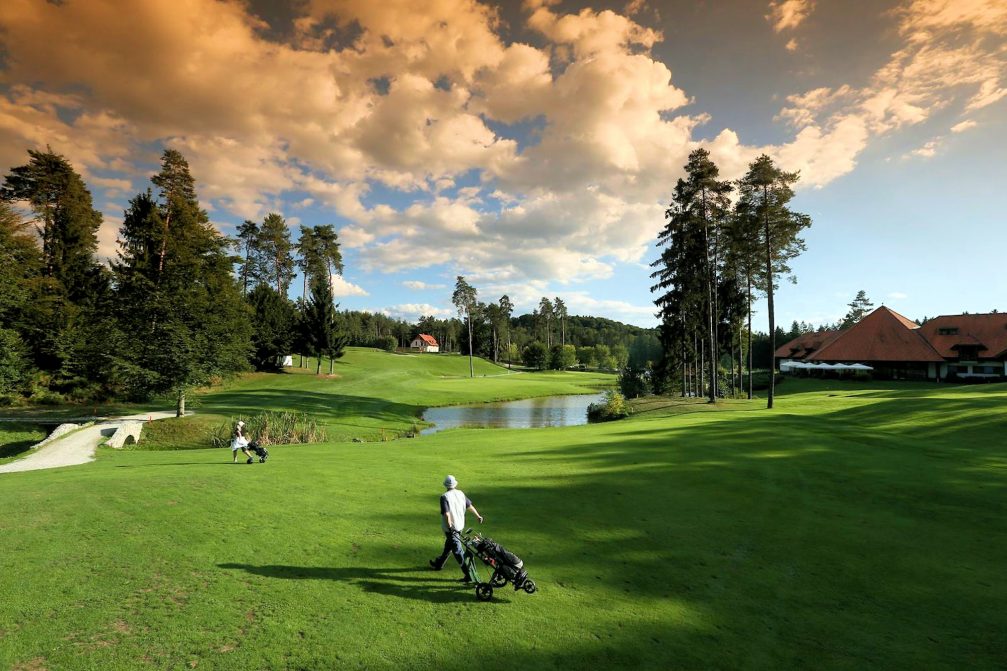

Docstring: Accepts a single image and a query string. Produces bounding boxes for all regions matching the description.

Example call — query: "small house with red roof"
[775,306,1007,380]
[410,333,439,353]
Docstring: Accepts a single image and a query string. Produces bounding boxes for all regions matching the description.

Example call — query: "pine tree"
[257,213,296,296]
[236,220,262,296]
[1,149,101,297]
[841,290,874,328]
[2,149,102,376]
[499,295,514,369]
[538,297,554,348]
[248,284,297,371]
[303,276,345,374]
[737,155,811,409]
[452,276,478,378]
[651,150,730,400]
[554,297,568,346]
[114,150,251,415]
[150,149,197,284]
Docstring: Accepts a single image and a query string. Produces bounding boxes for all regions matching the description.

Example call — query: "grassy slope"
[0,423,47,465]
[0,348,612,450]
[168,348,613,446]
[1,378,1004,669]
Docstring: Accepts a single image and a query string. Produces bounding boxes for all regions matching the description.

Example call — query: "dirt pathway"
[0,411,180,474]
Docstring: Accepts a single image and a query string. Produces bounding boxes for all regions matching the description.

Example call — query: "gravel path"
[0,411,180,474]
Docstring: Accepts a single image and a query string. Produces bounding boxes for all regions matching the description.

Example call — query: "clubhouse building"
[775,306,1007,381]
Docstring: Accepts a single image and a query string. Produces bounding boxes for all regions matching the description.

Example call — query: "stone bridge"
[103,421,144,448]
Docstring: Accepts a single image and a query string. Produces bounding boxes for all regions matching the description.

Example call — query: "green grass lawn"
[141,348,613,447]
[0,422,48,465]
[0,348,615,451]
[1,377,1004,669]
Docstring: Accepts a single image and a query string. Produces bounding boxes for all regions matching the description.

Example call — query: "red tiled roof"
[775,330,843,359]
[918,313,1007,359]
[416,333,438,346]
[809,306,944,363]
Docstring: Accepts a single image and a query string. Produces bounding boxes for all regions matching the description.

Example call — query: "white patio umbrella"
[848,363,873,370]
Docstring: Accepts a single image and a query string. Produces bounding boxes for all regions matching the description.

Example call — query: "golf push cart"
[459,529,537,601]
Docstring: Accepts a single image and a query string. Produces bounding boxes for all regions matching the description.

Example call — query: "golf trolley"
[460,529,537,602]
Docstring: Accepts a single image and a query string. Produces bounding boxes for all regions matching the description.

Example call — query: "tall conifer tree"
[736,154,811,409]
[452,276,478,378]
[115,150,251,415]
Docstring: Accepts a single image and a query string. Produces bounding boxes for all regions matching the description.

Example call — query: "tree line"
[0,148,660,409]
[446,276,661,377]
[0,148,347,413]
[651,150,812,408]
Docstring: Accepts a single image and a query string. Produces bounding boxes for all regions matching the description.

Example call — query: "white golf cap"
[237,420,245,426]
[443,475,457,488]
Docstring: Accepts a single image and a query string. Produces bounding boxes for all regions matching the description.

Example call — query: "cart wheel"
[522,579,537,594]
[490,574,507,588]
[475,584,494,601]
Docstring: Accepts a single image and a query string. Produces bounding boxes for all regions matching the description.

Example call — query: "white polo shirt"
[440,488,471,532]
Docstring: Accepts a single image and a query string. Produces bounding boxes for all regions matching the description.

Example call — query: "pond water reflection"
[420,392,606,435]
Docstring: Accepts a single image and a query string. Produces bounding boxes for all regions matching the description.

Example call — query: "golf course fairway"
[0,366,1004,669]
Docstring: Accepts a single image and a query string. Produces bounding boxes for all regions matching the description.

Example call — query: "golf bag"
[471,535,529,590]
[248,440,268,463]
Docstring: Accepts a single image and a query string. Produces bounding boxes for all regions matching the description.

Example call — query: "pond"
[420,392,606,435]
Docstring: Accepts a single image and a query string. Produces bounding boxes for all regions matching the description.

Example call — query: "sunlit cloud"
[1,0,1004,296]
[329,275,369,298]
[767,0,815,33]
[403,280,447,290]
[378,303,454,321]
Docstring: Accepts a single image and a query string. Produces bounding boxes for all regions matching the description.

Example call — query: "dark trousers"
[432,530,471,578]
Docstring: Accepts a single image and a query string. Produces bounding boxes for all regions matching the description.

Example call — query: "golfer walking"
[230,420,253,463]
[429,475,483,582]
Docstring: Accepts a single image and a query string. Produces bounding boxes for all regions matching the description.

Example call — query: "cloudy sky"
[1,0,1004,328]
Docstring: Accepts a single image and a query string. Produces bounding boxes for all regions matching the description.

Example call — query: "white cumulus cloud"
[329,275,369,298]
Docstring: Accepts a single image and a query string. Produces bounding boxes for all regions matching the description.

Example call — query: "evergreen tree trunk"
[729,345,735,396]
[746,274,754,400]
[680,339,687,398]
[698,332,705,398]
[764,192,776,410]
[243,242,251,297]
[157,210,172,284]
[329,356,333,375]
[737,334,743,395]
[467,314,474,378]
[176,389,185,418]
[701,190,716,404]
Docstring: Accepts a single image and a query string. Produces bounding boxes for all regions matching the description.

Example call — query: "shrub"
[522,341,548,370]
[30,389,65,405]
[587,390,630,422]
[618,366,651,399]
[374,335,398,352]
[210,411,327,447]
[549,344,577,370]
[748,371,784,391]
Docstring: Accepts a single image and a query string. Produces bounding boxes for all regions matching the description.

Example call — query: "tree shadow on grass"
[217,563,508,603]
[0,439,39,461]
[196,390,423,426]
